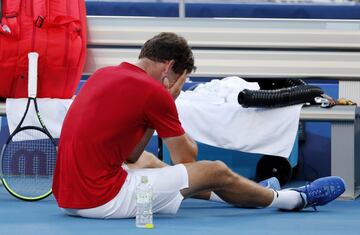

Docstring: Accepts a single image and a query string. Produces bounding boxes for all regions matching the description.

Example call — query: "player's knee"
[145,155,157,167]
[211,160,233,182]
[136,151,158,168]
[212,160,227,170]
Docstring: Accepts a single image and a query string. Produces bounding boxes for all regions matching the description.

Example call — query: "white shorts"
[61,164,189,219]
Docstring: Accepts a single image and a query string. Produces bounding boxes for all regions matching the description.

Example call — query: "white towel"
[176,77,302,158]
[6,98,73,139]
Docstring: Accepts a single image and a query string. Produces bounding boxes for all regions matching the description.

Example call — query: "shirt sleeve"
[144,88,185,138]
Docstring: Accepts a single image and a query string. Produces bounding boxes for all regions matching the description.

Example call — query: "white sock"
[210,192,225,203]
[268,189,305,210]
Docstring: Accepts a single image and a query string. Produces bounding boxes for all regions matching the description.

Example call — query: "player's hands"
[166,70,187,100]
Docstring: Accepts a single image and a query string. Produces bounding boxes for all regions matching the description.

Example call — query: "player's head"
[139,32,196,75]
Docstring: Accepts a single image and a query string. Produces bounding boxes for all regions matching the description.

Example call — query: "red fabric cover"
[0,0,87,98]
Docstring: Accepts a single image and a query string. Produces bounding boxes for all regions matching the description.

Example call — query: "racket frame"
[0,52,57,201]
[0,98,57,201]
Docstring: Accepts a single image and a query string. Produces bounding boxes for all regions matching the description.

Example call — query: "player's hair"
[139,32,196,74]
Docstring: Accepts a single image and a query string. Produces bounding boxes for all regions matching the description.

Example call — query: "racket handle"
[28,52,39,98]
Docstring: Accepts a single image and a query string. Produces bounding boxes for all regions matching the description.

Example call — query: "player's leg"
[126,151,281,202]
[181,160,345,210]
[181,160,274,207]
[125,151,214,201]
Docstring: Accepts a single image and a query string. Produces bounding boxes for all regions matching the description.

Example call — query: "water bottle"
[136,175,154,228]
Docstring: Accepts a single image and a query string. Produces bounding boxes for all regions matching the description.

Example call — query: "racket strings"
[2,128,57,198]
[21,101,43,130]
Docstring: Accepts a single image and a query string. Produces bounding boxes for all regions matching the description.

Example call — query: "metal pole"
[179,0,185,18]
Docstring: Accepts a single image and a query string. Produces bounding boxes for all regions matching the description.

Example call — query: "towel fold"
[6,98,73,139]
[176,77,302,158]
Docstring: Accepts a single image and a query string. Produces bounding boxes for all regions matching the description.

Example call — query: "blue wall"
[0,80,338,181]
[86,2,360,19]
[297,81,338,180]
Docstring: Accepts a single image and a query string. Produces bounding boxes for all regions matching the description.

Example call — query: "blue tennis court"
[1,184,360,235]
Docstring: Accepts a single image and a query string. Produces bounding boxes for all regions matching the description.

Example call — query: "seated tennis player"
[52,32,345,219]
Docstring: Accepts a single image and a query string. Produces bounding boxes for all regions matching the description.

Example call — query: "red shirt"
[52,62,185,209]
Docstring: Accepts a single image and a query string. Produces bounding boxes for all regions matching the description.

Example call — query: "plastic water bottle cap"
[145,224,154,229]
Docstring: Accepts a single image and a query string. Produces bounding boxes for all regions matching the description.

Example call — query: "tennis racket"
[0,52,57,201]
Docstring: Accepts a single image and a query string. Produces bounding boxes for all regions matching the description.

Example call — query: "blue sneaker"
[259,177,281,191]
[293,176,346,210]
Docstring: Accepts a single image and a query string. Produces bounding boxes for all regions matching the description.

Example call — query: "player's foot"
[292,176,346,210]
[259,177,281,191]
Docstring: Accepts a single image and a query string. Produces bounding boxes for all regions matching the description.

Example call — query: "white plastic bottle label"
[137,192,151,204]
